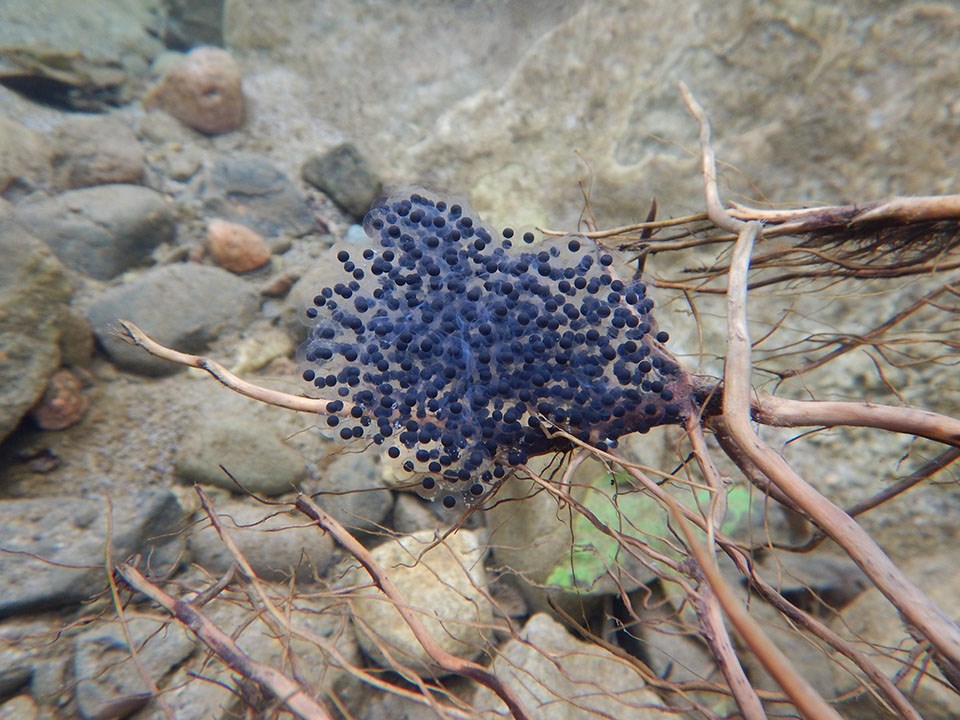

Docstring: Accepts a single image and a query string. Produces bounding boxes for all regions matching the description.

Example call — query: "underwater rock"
[202,155,315,238]
[0,116,50,197]
[0,205,72,445]
[345,528,493,674]
[50,115,144,189]
[301,142,382,219]
[0,490,182,618]
[187,495,335,582]
[143,46,243,135]
[471,613,666,719]
[28,369,89,431]
[86,263,258,376]
[205,217,271,273]
[14,184,174,280]
[175,414,306,496]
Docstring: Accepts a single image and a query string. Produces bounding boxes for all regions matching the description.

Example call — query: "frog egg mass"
[299,190,690,508]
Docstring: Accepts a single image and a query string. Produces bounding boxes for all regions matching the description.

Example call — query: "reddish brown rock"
[144,47,244,135]
[30,369,90,431]
[206,218,270,272]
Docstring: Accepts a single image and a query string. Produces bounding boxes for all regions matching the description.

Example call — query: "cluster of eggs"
[299,191,688,508]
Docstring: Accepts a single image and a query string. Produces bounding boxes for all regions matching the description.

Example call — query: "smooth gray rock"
[0,490,183,618]
[162,0,224,50]
[0,205,72,445]
[86,263,258,376]
[472,613,669,719]
[301,143,381,219]
[14,185,174,280]
[202,155,314,238]
[50,116,145,189]
[303,449,392,534]
[73,616,194,720]
[175,414,306,496]
[186,495,335,581]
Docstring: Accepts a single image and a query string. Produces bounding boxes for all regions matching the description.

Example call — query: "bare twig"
[720,215,960,673]
[729,195,960,228]
[691,580,767,720]
[113,320,346,416]
[658,462,844,720]
[115,564,333,720]
[293,494,533,720]
[753,395,960,448]
[679,82,745,234]
[104,498,175,720]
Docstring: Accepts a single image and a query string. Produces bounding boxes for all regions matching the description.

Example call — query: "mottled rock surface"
[205,217,271,272]
[28,369,90,431]
[345,529,493,673]
[301,142,381,219]
[0,205,72,445]
[175,414,306,495]
[202,155,315,238]
[0,490,183,618]
[50,116,145,189]
[73,616,194,720]
[144,46,244,134]
[186,494,334,581]
[14,184,174,280]
[86,263,259,375]
[472,613,670,719]
[0,116,49,197]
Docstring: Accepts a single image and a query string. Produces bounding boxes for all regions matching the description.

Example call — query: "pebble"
[0,490,183,618]
[49,115,144,189]
[28,369,89,431]
[85,263,259,376]
[73,616,194,720]
[14,184,175,280]
[303,449,393,534]
[205,218,271,272]
[175,414,307,496]
[186,495,336,581]
[390,492,442,534]
[301,142,382,219]
[345,529,493,674]
[0,205,72,445]
[230,326,295,374]
[203,155,315,238]
[471,613,667,719]
[143,46,244,135]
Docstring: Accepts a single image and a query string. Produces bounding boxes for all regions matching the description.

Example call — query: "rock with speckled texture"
[50,115,144,189]
[175,414,306,495]
[86,263,259,376]
[0,205,72,445]
[144,46,244,135]
[0,490,183,618]
[345,529,493,674]
[472,613,669,719]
